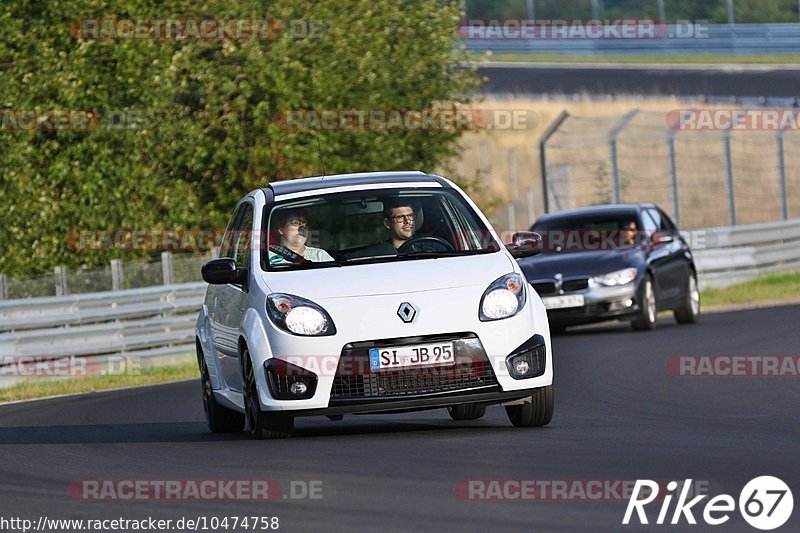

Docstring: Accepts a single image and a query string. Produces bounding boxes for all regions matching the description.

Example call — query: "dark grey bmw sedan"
[516,203,699,333]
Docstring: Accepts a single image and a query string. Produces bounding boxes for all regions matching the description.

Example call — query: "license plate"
[369,342,455,371]
[542,294,585,310]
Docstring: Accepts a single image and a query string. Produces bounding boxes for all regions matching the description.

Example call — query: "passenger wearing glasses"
[268,208,334,265]
[383,201,417,250]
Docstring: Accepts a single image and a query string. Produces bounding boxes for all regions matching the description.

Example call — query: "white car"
[195,171,553,438]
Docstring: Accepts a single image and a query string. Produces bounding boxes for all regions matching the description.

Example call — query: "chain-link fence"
[486,109,800,231]
[0,251,214,300]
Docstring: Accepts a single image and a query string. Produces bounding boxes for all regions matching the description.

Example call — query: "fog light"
[506,335,546,380]
[290,381,308,395]
[513,357,530,376]
[622,298,633,308]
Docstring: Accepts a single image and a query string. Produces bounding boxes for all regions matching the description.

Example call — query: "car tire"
[505,385,554,427]
[447,403,486,420]
[674,272,700,325]
[242,348,294,439]
[631,275,657,331]
[198,343,245,433]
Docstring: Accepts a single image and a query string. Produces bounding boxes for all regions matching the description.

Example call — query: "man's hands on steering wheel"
[397,235,455,254]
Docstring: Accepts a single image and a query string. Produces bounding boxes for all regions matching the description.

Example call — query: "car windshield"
[262,187,502,270]
[531,213,642,252]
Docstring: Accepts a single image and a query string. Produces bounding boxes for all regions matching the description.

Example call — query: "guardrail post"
[609,110,639,204]
[538,110,570,214]
[509,149,518,198]
[777,130,788,221]
[723,131,736,225]
[0,274,7,300]
[667,130,680,226]
[111,259,124,291]
[54,266,68,296]
[161,251,174,286]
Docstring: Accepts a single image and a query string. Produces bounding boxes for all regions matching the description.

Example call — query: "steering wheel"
[397,236,455,254]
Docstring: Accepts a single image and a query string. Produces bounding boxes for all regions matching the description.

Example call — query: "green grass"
[468,52,800,65]
[701,271,800,308]
[0,362,200,403]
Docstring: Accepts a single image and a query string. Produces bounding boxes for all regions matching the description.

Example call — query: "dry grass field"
[446,96,800,230]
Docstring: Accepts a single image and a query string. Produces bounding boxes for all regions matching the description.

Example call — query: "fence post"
[509,149,518,198]
[111,259,124,291]
[211,246,220,259]
[507,203,516,231]
[777,130,788,221]
[538,110,570,214]
[526,187,536,227]
[609,109,639,204]
[667,130,680,226]
[0,274,7,300]
[161,251,174,286]
[54,266,68,296]
[723,131,736,225]
[480,142,490,187]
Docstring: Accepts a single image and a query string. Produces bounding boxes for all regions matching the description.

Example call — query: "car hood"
[517,249,644,281]
[260,252,516,299]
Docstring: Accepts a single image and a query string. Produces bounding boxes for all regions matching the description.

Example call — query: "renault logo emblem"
[397,302,416,323]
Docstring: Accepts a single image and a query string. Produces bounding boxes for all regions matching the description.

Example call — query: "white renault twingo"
[196,171,553,438]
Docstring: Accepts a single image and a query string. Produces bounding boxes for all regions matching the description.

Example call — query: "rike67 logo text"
[623,477,793,530]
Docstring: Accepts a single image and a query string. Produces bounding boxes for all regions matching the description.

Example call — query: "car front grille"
[331,334,498,399]
[531,277,590,296]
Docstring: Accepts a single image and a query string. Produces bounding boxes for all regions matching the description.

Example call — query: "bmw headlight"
[480,273,527,321]
[593,267,638,287]
[267,293,336,336]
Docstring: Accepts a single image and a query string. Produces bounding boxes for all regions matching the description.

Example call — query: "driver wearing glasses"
[268,208,334,265]
[383,201,417,250]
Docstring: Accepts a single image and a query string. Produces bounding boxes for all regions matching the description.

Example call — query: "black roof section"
[534,203,657,224]
[264,171,448,197]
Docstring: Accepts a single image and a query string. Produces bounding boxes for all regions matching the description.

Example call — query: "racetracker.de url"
[0,516,280,532]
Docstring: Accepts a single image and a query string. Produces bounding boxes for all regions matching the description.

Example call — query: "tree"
[0,0,481,277]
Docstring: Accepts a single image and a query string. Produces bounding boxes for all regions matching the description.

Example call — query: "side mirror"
[202,258,247,285]
[651,231,674,246]
[507,231,542,258]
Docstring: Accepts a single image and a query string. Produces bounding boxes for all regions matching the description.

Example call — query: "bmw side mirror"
[202,258,247,285]
[651,231,674,246]
[507,231,542,258]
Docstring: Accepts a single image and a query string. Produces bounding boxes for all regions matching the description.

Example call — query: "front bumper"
[537,282,640,326]
[260,331,548,414]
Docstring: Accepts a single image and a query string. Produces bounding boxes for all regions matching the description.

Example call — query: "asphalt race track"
[480,63,800,99]
[1,305,799,532]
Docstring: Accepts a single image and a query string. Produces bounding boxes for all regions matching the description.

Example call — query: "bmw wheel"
[674,272,700,324]
[632,275,657,331]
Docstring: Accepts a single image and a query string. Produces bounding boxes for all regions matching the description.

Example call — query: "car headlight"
[266,293,336,336]
[593,267,638,287]
[480,273,527,321]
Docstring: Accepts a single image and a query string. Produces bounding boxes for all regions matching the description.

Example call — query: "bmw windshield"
[262,188,502,271]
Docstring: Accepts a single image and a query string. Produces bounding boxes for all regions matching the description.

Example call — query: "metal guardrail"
[0,283,206,388]
[694,220,800,288]
[0,222,798,388]
[462,23,800,55]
